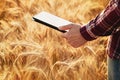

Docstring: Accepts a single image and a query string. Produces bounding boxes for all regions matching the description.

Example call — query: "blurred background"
[0,0,109,80]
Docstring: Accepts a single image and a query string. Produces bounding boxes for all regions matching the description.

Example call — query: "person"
[59,0,120,80]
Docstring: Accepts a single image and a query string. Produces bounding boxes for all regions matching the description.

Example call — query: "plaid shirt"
[80,0,120,59]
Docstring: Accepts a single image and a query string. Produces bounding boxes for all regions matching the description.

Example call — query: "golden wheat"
[0,0,109,80]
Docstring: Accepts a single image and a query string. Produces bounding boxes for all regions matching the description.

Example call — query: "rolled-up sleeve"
[80,0,120,41]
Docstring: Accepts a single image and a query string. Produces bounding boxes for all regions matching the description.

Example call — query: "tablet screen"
[33,11,72,33]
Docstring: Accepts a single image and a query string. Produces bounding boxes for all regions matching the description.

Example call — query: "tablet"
[32,11,72,33]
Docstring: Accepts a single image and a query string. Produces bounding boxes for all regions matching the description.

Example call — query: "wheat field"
[0,0,110,80]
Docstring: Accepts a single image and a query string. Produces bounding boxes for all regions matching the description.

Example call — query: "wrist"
[80,26,96,41]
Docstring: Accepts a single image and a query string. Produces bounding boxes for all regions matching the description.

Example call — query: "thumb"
[59,24,74,30]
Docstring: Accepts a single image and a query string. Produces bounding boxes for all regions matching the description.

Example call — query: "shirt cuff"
[80,25,97,41]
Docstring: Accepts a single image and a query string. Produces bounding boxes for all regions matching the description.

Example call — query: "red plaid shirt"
[80,0,120,59]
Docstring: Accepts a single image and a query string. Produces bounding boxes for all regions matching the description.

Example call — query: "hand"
[59,24,87,48]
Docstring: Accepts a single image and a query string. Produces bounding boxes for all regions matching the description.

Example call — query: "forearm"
[80,0,120,41]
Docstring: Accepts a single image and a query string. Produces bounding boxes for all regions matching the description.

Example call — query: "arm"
[80,0,120,41]
[59,0,120,48]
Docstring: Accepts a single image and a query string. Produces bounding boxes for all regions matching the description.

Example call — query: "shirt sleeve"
[80,0,120,41]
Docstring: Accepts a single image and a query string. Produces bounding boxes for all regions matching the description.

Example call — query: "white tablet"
[32,11,72,33]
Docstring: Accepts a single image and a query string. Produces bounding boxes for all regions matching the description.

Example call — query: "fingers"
[59,23,85,48]
[59,24,74,30]
[61,32,70,39]
[61,32,67,38]
[59,24,73,39]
